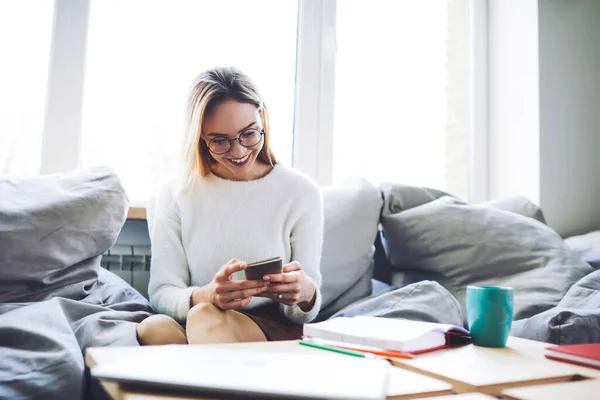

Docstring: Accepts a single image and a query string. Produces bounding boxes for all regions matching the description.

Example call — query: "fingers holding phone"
[209,259,270,310]
[256,261,317,308]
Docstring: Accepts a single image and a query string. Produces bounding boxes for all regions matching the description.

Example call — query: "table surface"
[389,336,600,395]
[87,337,600,400]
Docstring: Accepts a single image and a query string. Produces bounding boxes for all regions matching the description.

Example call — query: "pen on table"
[299,339,379,358]
[300,337,414,359]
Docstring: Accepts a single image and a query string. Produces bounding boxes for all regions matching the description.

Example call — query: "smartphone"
[244,256,283,280]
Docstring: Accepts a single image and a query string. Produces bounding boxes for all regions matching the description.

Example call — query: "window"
[7,0,482,205]
[0,1,54,176]
[81,0,298,203]
[332,0,470,199]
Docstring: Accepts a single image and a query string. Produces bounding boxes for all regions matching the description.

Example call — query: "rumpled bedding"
[0,269,153,400]
[346,183,600,345]
[0,167,153,400]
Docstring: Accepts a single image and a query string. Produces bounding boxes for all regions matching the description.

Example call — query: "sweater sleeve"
[280,179,324,324]
[148,185,198,322]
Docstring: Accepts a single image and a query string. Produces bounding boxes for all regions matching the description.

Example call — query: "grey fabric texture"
[482,195,546,224]
[511,269,600,344]
[318,178,383,316]
[565,230,600,269]
[379,182,451,214]
[0,166,129,303]
[0,167,153,399]
[379,183,454,288]
[0,268,153,400]
[316,263,374,321]
[331,280,464,328]
[381,195,593,321]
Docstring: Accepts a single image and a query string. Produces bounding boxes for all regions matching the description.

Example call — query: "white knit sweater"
[148,165,324,324]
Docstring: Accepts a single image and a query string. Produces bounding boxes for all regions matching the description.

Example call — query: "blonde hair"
[179,66,277,190]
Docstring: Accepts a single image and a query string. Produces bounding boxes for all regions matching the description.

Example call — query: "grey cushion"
[318,178,383,318]
[379,184,548,288]
[331,280,464,328]
[379,182,451,214]
[381,195,593,320]
[0,166,128,302]
[378,183,453,287]
[482,195,546,224]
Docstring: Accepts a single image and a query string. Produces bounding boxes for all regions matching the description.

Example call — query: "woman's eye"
[241,131,257,139]
[213,138,227,145]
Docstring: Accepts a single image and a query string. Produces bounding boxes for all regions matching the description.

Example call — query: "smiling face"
[201,99,269,181]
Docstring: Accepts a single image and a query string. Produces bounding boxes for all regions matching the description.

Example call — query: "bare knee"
[186,303,225,328]
[137,314,187,346]
[186,303,230,343]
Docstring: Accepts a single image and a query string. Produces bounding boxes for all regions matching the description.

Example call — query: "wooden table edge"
[390,358,594,396]
[479,374,591,396]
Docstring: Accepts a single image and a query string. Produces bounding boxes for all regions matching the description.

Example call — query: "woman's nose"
[229,139,246,156]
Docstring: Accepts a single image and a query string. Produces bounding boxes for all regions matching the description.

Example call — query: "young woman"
[136,67,323,345]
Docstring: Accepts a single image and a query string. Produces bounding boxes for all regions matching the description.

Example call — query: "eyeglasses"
[204,129,265,155]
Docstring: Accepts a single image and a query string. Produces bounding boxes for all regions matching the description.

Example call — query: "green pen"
[299,339,375,358]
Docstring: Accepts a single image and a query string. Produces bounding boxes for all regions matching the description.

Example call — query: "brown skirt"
[237,303,304,341]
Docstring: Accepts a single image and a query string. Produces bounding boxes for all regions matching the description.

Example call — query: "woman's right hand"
[193,258,270,310]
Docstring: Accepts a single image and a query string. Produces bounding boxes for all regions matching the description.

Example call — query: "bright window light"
[81,0,298,203]
[333,0,452,191]
[0,1,54,176]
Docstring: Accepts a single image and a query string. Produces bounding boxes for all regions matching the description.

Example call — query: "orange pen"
[301,337,414,359]
[334,344,414,359]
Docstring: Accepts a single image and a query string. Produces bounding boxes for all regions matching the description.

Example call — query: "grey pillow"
[0,166,128,302]
[482,196,546,224]
[318,178,383,317]
[379,187,548,290]
[381,195,593,320]
[379,182,451,214]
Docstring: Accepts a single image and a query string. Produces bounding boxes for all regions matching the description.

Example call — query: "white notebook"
[303,316,470,353]
[91,344,390,400]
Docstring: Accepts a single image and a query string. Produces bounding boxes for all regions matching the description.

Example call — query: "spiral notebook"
[303,316,471,354]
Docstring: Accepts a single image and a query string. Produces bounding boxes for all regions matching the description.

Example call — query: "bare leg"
[186,303,267,345]
[136,314,187,346]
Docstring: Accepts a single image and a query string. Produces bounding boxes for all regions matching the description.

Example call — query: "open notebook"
[303,316,471,354]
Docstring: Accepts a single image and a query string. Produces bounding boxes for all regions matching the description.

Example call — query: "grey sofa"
[109,175,600,343]
[2,167,600,400]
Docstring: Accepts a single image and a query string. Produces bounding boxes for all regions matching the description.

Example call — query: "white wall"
[538,0,600,237]
[488,0,600,237]
[488,0,540,205]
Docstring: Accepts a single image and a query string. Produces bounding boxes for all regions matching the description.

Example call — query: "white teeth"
[230,154,250,164]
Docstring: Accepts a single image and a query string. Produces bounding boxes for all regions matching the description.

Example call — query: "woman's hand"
[254,261,317,310]
[191,258,270,310]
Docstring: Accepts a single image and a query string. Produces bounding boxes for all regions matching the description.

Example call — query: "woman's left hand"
[254,261,317,309]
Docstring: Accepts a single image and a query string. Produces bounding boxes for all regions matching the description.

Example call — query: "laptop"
[91,345,390,400]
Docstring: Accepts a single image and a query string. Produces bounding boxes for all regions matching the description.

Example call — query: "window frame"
[40,0,488,207]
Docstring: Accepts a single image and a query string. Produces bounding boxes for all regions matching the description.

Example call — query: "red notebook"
[544,343,600,369]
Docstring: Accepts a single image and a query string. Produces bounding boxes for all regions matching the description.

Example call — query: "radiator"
[101,245,151,299]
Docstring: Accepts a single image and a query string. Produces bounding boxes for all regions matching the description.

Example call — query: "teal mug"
[466,286,514,347]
